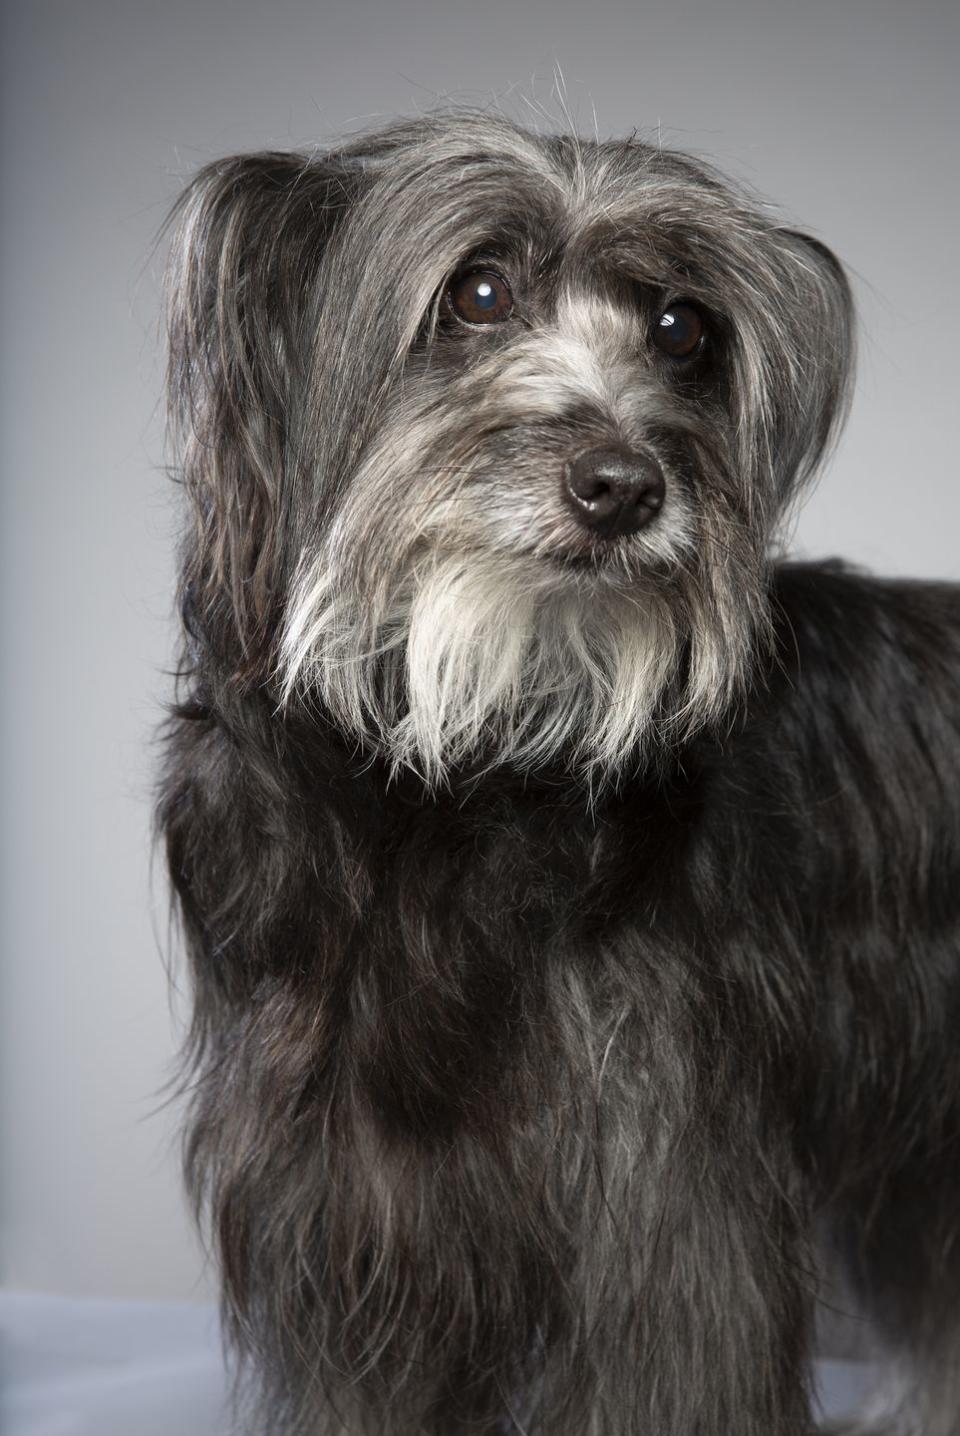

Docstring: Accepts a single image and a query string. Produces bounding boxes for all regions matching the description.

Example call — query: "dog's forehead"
[345,119,764,293]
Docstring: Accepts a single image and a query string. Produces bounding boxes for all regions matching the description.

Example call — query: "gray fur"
[158,113,960,1436]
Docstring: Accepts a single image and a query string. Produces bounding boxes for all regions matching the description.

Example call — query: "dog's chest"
[343,786,701,1142]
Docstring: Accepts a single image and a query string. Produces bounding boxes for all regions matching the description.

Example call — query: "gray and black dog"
[158,112,960,1435]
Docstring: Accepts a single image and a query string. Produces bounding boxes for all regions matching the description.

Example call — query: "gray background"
[0,0,956,1303]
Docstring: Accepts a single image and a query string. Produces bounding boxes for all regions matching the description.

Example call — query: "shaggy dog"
[158,112,960,1435]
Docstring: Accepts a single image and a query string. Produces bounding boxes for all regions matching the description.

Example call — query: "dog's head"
[166,113,853,784]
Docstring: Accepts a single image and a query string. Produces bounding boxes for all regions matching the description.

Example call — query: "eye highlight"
[652,302,706,360]
[445,270,514,326]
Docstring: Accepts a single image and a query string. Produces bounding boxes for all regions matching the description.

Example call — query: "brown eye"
[446,270,514,325]
[652,303,706,359]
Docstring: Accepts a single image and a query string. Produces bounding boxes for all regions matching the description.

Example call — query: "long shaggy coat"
[158,113,960,1435]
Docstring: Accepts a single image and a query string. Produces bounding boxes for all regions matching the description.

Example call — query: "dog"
[157,111,960,1435]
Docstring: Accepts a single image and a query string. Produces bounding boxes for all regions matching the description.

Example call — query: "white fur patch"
[280,537,753,787]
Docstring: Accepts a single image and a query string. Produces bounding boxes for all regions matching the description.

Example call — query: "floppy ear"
[764,229,856,494]
[165,153,360,687]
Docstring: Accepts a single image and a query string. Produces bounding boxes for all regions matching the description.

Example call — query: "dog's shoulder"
[769,558,960,706]
[691,561,960,895]
[717,559,960,833]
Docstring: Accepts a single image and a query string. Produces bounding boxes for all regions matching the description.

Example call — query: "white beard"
[279,543,762,787]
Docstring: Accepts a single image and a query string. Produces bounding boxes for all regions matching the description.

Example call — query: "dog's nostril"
[564,447,666,537]
[570,469,615,503]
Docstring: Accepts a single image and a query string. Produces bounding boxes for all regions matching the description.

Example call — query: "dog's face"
[167,114,852,783]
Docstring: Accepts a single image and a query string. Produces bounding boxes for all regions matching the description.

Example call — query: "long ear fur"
[164,152,359,687]
[767,229,855,494]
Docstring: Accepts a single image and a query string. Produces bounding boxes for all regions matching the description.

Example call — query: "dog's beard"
[280,533,769,785]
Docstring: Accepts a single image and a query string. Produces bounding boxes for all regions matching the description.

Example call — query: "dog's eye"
[652,303,706,359]
[445,270,513,326]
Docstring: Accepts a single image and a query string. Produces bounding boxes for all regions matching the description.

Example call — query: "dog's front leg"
[527,1122,817,1436]
[268,1093,817,1436]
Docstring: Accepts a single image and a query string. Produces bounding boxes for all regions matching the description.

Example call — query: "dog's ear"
[760,229,856,496]
[165,153,361,688]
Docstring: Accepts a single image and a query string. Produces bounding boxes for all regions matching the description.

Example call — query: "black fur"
[158,114,960,1434]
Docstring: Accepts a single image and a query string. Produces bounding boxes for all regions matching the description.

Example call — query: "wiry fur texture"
[158,113,960,1435]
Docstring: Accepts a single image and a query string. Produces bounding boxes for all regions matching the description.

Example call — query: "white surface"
[1,1294,232,1436]
[0,1292,877,1434]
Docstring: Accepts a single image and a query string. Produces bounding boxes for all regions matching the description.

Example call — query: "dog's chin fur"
[159,111,960,1436]
[280,545,767,786]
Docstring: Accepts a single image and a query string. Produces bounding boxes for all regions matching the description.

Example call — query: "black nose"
[564,447,666,537]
